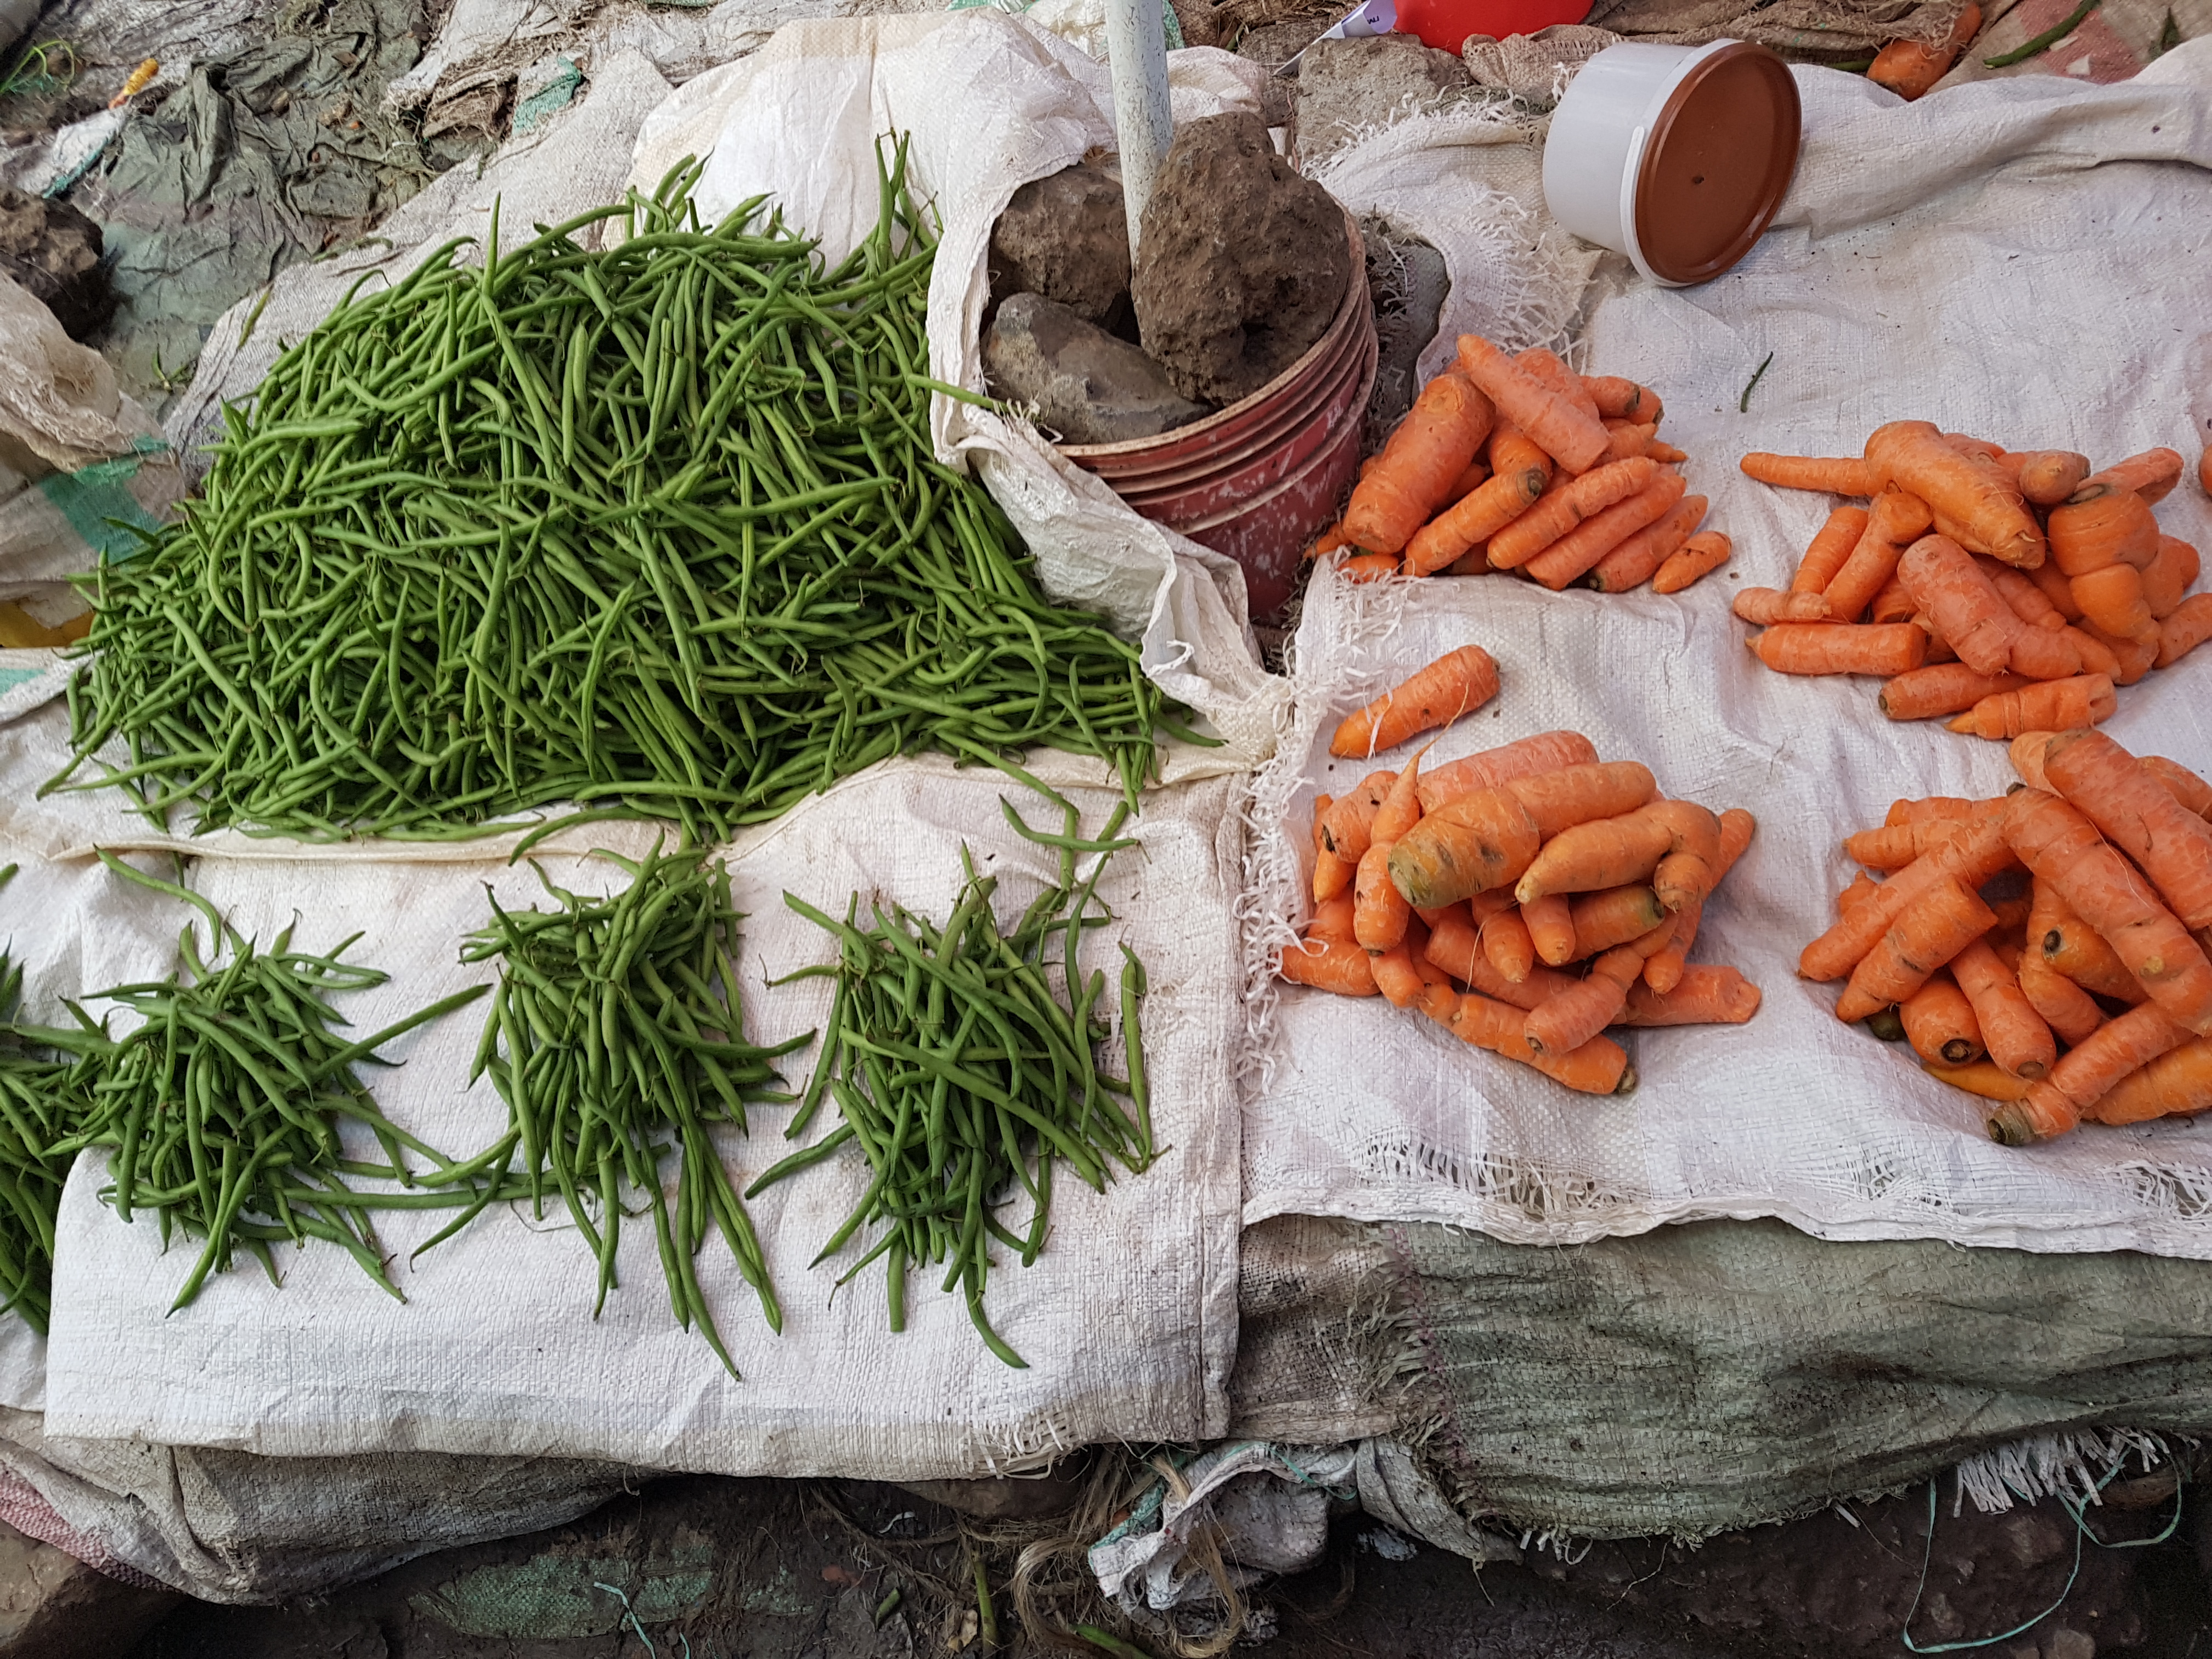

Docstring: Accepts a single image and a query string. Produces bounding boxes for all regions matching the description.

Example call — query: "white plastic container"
[1542,39,1801,288]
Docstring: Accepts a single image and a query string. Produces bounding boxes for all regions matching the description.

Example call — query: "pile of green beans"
[53,142,1184,843]
[43,857,493,1311]
[0,864,89,1333]
[458,842,808,1375]
[760,781,1154,1367]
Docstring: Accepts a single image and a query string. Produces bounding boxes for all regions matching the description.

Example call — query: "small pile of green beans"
[43,857,493,1311]
[760,781,1154,1367]
[53,142,1183,843]
[458,842,808,1375]
[0,864,89,1334]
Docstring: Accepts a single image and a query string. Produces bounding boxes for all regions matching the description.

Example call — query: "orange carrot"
[2087,1036,2212,1125]
[1370,748,1427,844]
[1418,730,1600,812]
[2069,562,2156,644]
[1887,797,1980,826]
[2141,535,2199,620]
[2028,558,2086,623]
[1835,876,1999,1023]
[1313,845,1352,906]
[1647,440,1688,464]
[1320,771,1397,864]
[1844,819,1971,872]
[1917,623,1960,666]
[1867,2,1980,100]
[1733,586,1832,625]
[1792,505,1874,595]
[2156,592,2212,668]
[1444,458,1492,506]
[2049,488,2158,579]
[1984,562,2069,633]
[1568,884,1668,961]
[1517,799,1722,912]
[2072,447,2185,507]
[2031,876,2146,1005]
[1946,674,2116,740]
[1991,1003,2185,1144]
[1342,373,1497,554]
[1641,807,1753,992]
[1869,573,1918,625]
[1454,336,1611,474]
[1523,945,1644,1056]
[1390,761,1657,908]
[1406,463,1549,576]
[1487,422,1556,484]
[1897,534,2022,675]
[1308,524,1354,561]
[1948,937,2055,1080]
[1754,623,1927,677]
[1354,842,1412,952]
[1516,349,1603,428]
[1878,663,2027,721]
[1740,454,1879,495]
[1444,989,1633,1093]
[2006,788,2212,1035]
[1482,905,1536,981]
[1652,532,1733,593]
[1425,910,1581,1010]
[1331,645,1499,759]
[2042,730,2212,931]
[1597,423,1655,465]
[1312,792,1335,845]
[2062,624,2120,681]
[2142,755,2212,819]
[2018,955,2106,1046]
[1522,892,1577,966]
[2008,730,2059,791]
[1487,458,1660,571]
[2085,620,2159,684]
[1620,964,1762,1026]
[1900,973,1984,1064]
[1279,935,1379,995]
[1799,813,2015,981]
[1926,1060,2030,1101]
[1339,551,1400,583]
[1864,420,2044,567]
[1307,893,1358,944]
[1582,376,1662,424]
[1524,470,1688,590]
[2013,450,2092,506]
[1586,495,1707,593]
[1371,916,1433,1008]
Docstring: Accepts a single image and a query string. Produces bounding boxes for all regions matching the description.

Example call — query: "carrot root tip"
[1987,1104,2037,1147]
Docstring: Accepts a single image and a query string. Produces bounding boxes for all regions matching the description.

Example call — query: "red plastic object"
[1059,217,1377,622]
[1394,0,1591,52]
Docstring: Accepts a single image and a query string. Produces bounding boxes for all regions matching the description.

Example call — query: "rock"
[989,163,1132,332]
[1364,222,1449,440]
[1294,34,1473,167]
[0,190,115,342]
[983,292,1210,445]
[1131,112,1352,408]
[0,1519,180,1659]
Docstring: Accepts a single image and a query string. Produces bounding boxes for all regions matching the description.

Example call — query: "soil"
[0,187,115,340]
[1131,112,1352,407]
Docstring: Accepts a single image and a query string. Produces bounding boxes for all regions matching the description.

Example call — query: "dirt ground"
[119,1468,2212,1659]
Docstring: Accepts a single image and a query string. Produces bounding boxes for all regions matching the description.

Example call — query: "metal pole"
[1104,0,1175,258]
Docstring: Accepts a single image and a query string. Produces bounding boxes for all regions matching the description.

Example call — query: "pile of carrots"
[1734,425,2210,737]
[1316,335,1731,596]
[1808,731,2212,1144]
[1280,657,1763,1095]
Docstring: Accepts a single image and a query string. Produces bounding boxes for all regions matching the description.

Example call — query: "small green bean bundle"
[44,857,493,1311]
[459,843,809,1376]
[0,863,92,1334]
[764,785,1155,1367]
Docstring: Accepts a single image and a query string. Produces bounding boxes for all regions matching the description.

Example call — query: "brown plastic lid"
[1631,42,1801,286]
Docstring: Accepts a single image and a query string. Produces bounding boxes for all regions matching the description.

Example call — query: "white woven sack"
[1240,50,2212,1258]
[39,756,1242,1473]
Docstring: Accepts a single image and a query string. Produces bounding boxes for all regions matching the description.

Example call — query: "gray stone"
[983,292,1210,445]
[988,162,1132,331]
[1364,223,1450,441]
[0,1519,179,1659]
[1294,33,1473,166]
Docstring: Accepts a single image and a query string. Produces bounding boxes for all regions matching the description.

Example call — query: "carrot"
[1879,664,2026,721]
[1844,820,1970,872]
[2063,624,2120,680]
[1900,973,1984,1063]
[1307,893,1358,944]
[2072,447,2185,507]
[1869,573,1918,625]
[1887,797,1980,826]
[1653,532,1733,594]
[2049,488,2158,578]
[1279,935,1379,995]
[1425,909,1581,1010]
[1320,771,1397,864]
[1864,421,2044,567]
[1487,422,1556,483]
[2013,450,2092,507]
[1517,799,1722,911]
[1517,349,1603,428]
[1331,645,1499,759]
[1799,812,2015,981]
[1455,336,1611,474]
[2085,620,2159,684]
[2027,558,2085,623]
[1647,440,1689,464]
[1733,586,1832,625]
[1568,884,1668,961]
[1482,905,1537,981]
[1408,951,1464,1024]
[1946,674,2115,740]
[1754,623,1927,677]
[1519,891,1575,967]
[1991,1003,2186,1144]
[2031,876,2146,1005]
[1371,916,1433,1008]
[2007,731,2059,791]
[2156,592,2212,668]
[2141,755,2212,819]
[2041,730,2212,931]
[1487,458,1660,571]
[1444,458,1492,506]
[1353,842,1412,952]
[1792,505,1874,595]
[1370,748,1427,844]
[1834,876,1999,1023]
[1587,495,1707,593]
[2018,956,2106,1046]
[1444,989,1633,1094]
[1640,808,1753,992]
[1983,561,2067,632]
[1312,793,1335,844]
[1598,424,1656,464]
[2006,788,2212,1035]
[1342,373,1497,554]
[2068,562,2156,644]
[1583,376,1661,424]
[1390,761,1657,908]
[1948,937,2055,1080]
[1418,730,1600,812]
[1313,846,1352,905]
[2141,535,2199,620]
[1406,464,1549,575]
[1525,470,1688,591]
[1523,945,1644,1056]
[2087,1036,2212,1125]
[1308,524,1354,561]
[1621,964,1762,1026]
[2202,442,2212,497]
[1740,454,1879,495]
[1867,2,1980,99]
[1926,1060,2031,1101]
[1339,552,1400,583]
[1897,535,2022,675]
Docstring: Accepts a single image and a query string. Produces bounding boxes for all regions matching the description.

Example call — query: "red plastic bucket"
[1059,215,1376,621]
